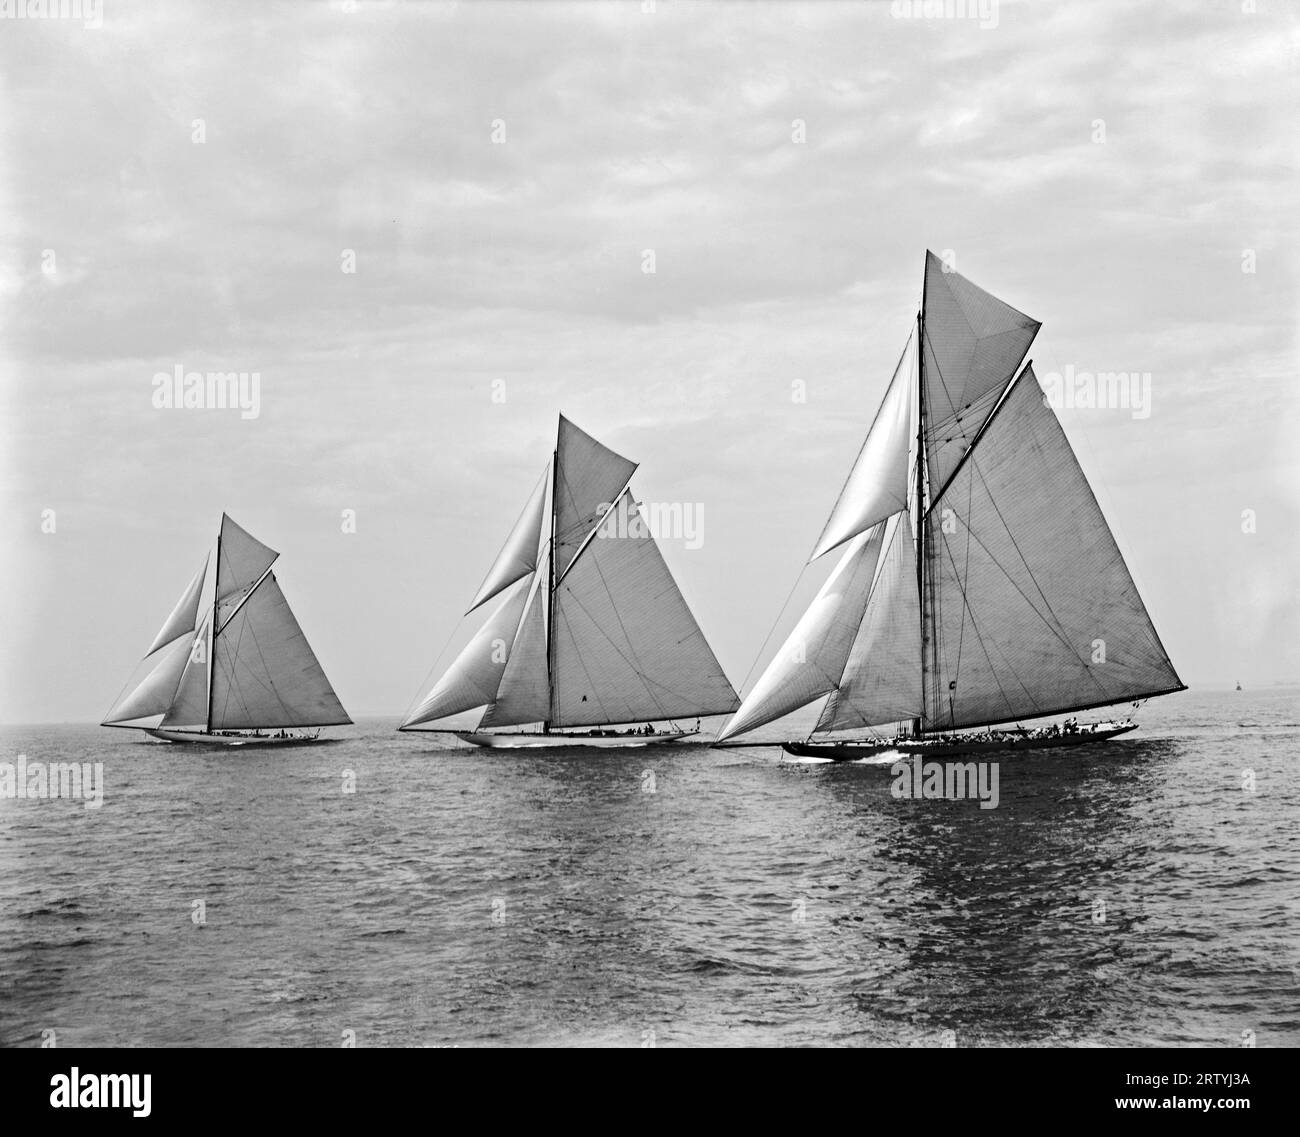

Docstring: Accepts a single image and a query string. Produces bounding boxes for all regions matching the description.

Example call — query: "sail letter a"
[467,465,548,613]
[478,578,550,728]
[811,336,915,560]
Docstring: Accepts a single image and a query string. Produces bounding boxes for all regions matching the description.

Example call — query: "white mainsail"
[103,514,351,732]
[719,252,1182,742]
[925,365,1182,730]
[402,416,740,733]
[550,491,739,727]
[210,575,351,729]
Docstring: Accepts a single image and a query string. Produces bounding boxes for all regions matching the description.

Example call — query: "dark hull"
[783,723,1138,762]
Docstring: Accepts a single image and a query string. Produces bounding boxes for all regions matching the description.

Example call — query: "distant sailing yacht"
[102,514,351,745]
[399,415,740,748]
[717,251,1185,760]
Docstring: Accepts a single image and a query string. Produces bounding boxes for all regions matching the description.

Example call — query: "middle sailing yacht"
[399,414,740,748]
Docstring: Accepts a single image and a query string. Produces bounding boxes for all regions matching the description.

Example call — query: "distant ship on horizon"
[102,514,351,746]
[717,252,1186,760]
[398,415,740,748]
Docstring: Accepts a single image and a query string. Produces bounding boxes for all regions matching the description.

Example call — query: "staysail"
[403,575,533,727]
[103,515,351,731]
[719,252,1182,742]
[401,417,739,732]
[716,523,887,740]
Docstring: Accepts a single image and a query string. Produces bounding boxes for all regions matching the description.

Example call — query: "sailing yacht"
[102,514,351,745]
[398,414,740,747]
[717,251,1184,760]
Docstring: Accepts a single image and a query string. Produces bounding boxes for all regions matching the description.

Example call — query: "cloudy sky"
[1,0,1296,723]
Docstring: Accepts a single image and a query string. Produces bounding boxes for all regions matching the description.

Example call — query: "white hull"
[142,728,328,747]
[452,730,697,750]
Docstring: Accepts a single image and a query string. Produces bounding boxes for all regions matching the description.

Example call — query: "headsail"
[816,509,923,731]
[145,558,209,655]
[811,335,916,560]
[102,633,194,724]
[478,573,551,728]
[159,616,211,727]
[716,523,887,741]
[401,576,532,728]
[467,466,548,613]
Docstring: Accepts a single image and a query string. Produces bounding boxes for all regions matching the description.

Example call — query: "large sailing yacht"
[399,415,740,747]
[102,514,351,745]
[717,252,1184,760]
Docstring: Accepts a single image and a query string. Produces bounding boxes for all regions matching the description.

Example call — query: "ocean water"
[1,688,1296,1048]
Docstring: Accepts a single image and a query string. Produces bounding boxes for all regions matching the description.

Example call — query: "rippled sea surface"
[1,688,1297,1048]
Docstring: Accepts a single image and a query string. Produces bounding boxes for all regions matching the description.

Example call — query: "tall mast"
[914,272,928,739]
[544,446,558,734]
[205,524,221,734]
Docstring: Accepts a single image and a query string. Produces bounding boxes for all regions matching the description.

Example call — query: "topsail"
[718,253,1182,743]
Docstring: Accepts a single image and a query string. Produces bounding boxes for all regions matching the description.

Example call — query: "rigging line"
[215,587,298,726]
[932,523,1039,724]
[586,547,671,714]
[555,478,638,588]
[555,578,704,714]
[550,604,613,725]
[964,443,1113,703]
[1035,347,1176,667]
[919,312,964,428]
[811,329,914,556]
[398,599,491,725]
[945,459,976,695]
[235,602,299,722]
[735,562,810,698]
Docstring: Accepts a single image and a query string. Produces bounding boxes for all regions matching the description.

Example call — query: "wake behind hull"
[783,723,1138,762]
[452,730,697,750]
[142,728,330,747]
